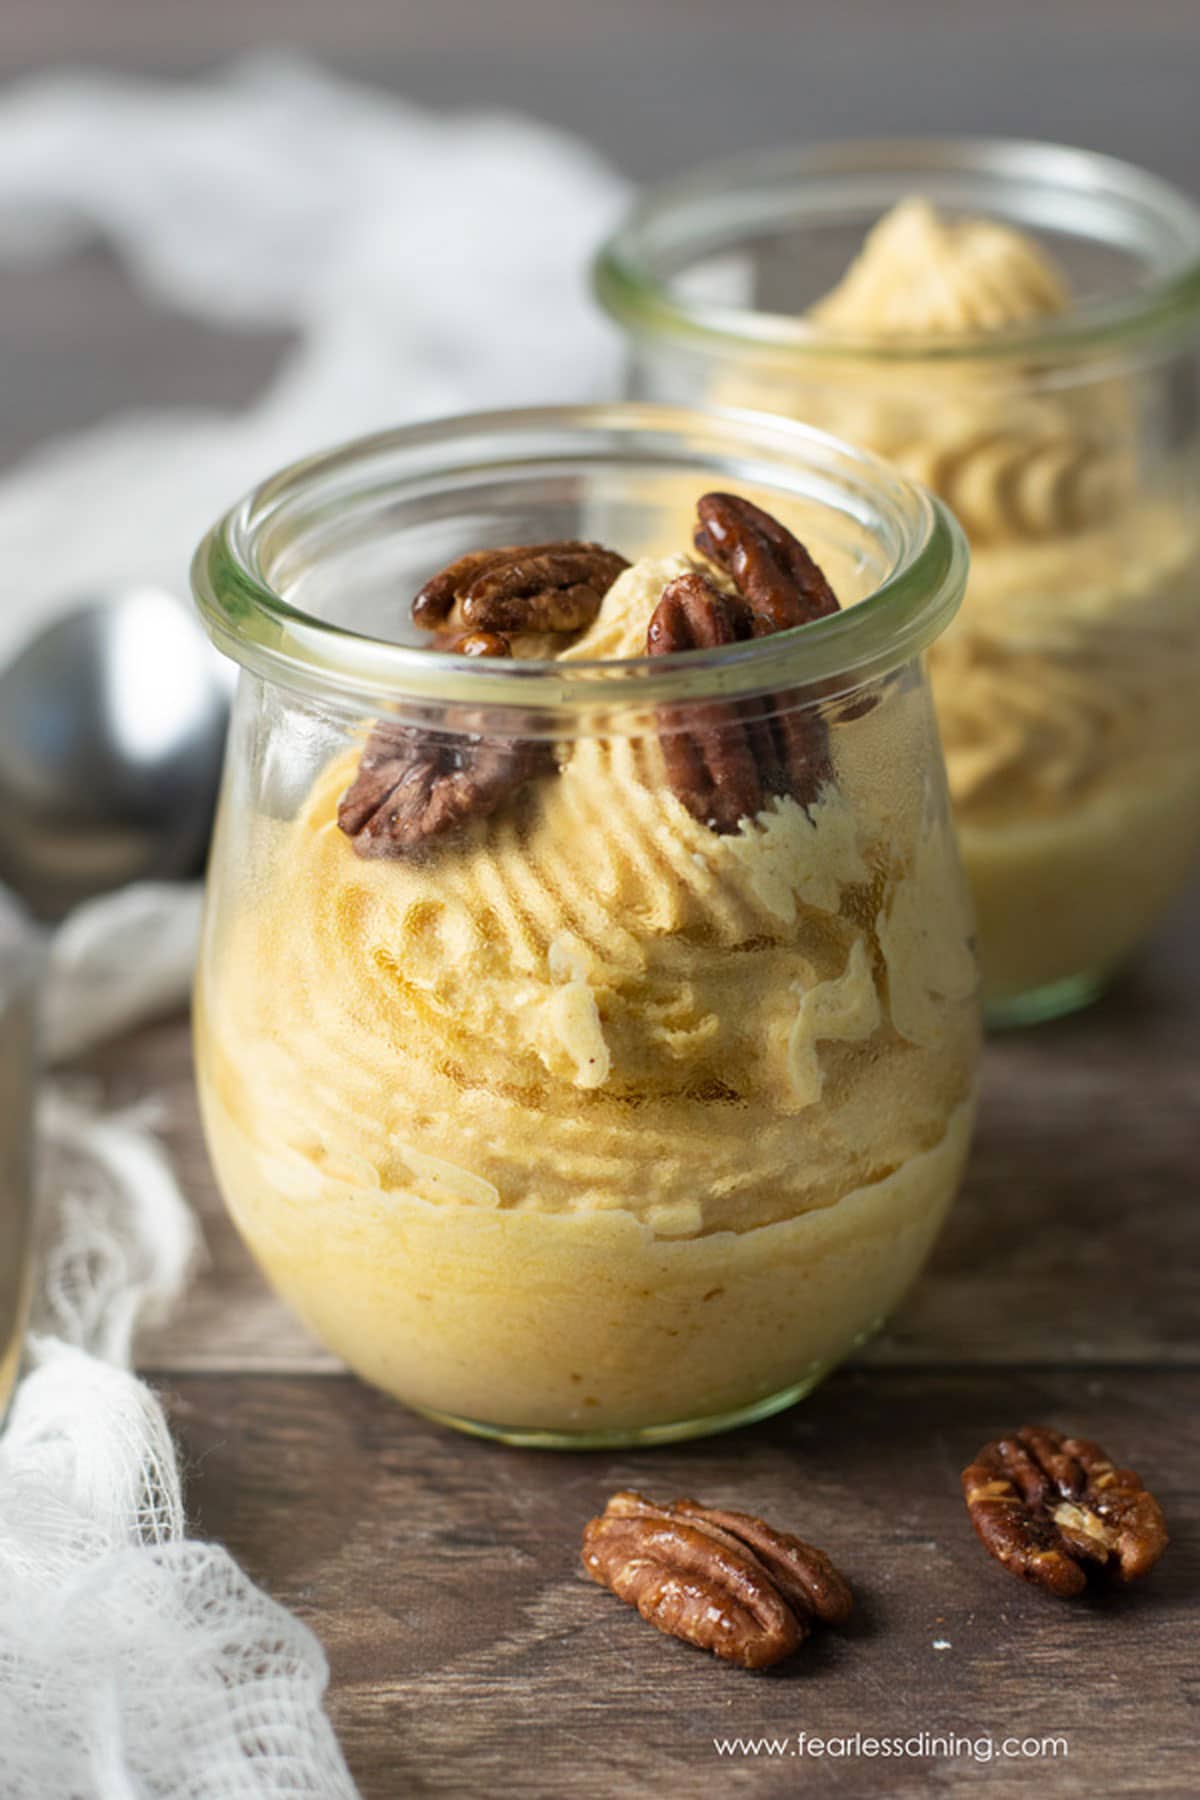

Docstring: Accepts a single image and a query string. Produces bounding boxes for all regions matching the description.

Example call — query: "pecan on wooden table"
[337,631,550,858]
[582,1489,852,1670]
[648,493,842,832]
[962,1426,1169,1598]
[412,541,628,637]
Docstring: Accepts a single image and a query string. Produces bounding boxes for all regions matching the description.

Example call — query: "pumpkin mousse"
[194,497,978,1441]
[717,198,1200,1006]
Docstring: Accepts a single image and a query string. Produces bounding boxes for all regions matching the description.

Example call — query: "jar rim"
[191,402,967,714]
[594,137,1200,365]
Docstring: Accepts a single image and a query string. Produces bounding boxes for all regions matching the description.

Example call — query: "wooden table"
[6,4,1200,1792]
[72,883,1196,1800]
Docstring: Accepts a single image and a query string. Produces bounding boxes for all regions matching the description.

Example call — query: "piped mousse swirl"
[206,499,976,1242]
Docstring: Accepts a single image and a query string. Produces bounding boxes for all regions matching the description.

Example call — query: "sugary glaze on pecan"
[581,1489,852,1670]
[433,629,513,658]
[693,492,841,633]
[668,1499,854,1628]
[648,493,842,833]
[962,1426,1169,1598]
[337,630,551,858]
[412,541,629,636]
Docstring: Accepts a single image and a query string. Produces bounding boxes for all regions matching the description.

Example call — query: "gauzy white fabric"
[0,56,629,1797]
[0,1089,359,1799]
[43,882,206,1065]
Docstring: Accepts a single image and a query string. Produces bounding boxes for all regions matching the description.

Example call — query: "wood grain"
[170,1367,1200,1800]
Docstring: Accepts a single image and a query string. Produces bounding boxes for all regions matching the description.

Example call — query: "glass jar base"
[984,967,1110,1031]
[415,1370,834,1451]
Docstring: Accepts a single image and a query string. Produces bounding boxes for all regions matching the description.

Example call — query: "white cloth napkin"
[0,55,628,1797]
[0,1084,360,1798]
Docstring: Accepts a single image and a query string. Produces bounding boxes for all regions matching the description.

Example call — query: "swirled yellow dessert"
[195,496,978,1442]
[716,198,1200,1010]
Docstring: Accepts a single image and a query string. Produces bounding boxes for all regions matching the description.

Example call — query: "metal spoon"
[0,588,229,921]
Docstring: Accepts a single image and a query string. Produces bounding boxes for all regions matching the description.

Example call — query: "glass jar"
[191,404,978,1448]
[596,140,1200,1025]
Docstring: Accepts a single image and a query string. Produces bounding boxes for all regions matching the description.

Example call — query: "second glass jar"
[597,139,1200,1023]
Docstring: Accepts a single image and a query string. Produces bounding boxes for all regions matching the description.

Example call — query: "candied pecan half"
[581,1490,852,1670]
[647,573,762,833]
[694,492,841,633]
[962,1426,1168,1598]
[337,726,546,858]
[669,1499,854,1627]
[647,567,834,832]
[337,631,549,858]
[412,541,628,636]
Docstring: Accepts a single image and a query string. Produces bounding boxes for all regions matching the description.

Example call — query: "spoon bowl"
[0,589,229,920]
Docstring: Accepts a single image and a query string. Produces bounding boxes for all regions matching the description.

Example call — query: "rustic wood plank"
[169,1366,1200,1800]
[73,867,1200,1377]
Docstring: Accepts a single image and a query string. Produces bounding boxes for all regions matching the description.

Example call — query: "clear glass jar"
[596,140,1200,1025]
[191,404,978,1448]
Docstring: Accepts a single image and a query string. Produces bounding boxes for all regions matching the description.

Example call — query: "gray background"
[3,0,1199,466]
[6,0,1200,185]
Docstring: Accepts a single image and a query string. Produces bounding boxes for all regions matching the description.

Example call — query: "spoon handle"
[0,916,42,1420]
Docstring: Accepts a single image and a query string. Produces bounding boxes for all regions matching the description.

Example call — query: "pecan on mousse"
[582,1490,852,1670]
[338,539,628,858]
[412,541,629,636]
[339,508,840,855]
[962,1426,1168,1598]
[647,493,843,832]
[336,628,548,858]
[692,491,841,634]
